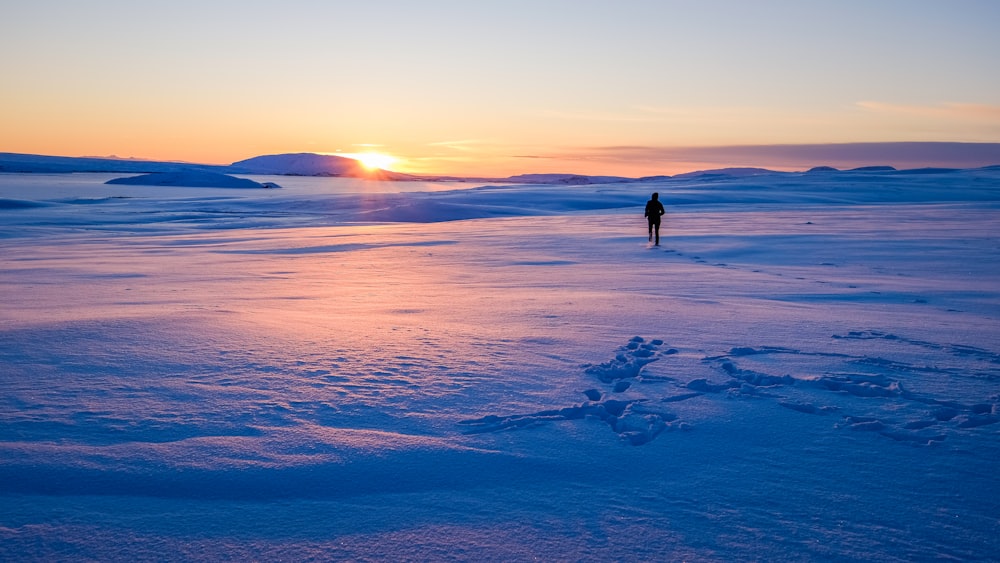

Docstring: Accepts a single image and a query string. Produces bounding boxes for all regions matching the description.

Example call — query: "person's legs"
[653,222,660,245]
[648,221,654,242]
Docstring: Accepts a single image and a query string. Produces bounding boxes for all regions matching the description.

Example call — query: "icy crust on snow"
[1,169,999,560]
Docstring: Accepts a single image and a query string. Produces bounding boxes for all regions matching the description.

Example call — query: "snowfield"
[1,169,999,561]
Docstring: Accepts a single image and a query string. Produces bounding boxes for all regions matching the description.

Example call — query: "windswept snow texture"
[1,169,999,561]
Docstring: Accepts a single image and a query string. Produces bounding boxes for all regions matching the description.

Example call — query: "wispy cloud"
[857,101,1000,121]
[533,109,662,123]
[426,139,496,152]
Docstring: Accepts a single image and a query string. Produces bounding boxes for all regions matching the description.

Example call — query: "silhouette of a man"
[644,192,665,245]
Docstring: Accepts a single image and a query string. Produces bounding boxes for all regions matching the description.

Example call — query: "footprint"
[779,401,832,415]
[459,333,999,448]
[583,336,676,384]
[460,337,681,445]
[698,336,1000,445]
[458,393,677,446]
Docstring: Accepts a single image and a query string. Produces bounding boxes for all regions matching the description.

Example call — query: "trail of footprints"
[460,332,1000,446]
[460,338,683,445]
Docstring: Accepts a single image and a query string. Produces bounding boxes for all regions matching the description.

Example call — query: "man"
[644,192,665,245]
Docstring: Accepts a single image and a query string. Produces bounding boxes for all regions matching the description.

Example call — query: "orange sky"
[2,1,999,177]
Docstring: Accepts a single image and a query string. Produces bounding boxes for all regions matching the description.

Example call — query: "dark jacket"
[645,199,665,222]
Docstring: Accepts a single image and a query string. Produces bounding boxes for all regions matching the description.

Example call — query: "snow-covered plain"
[1,169,999,561]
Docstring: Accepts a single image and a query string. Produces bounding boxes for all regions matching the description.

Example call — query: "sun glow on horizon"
[338,152,399,171]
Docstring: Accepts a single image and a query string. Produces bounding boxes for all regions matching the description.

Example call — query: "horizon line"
[3,141,1000,179]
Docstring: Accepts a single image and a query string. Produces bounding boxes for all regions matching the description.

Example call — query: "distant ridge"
[671,167,780,179]
[502,173,632,185]
[0,152,225,174]
[230,153,360,175]
[229,153,416,180]
[850,166,897,172]
[2,151,998,183]
[0,151,413,180]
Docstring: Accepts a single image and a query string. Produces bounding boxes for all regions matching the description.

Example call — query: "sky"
[2,0,999,177]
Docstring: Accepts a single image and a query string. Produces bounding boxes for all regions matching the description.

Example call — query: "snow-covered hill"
[0,152,414,180]
[229,153,415,180]
[0,152,225,174]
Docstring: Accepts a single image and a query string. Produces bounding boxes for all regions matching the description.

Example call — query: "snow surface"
[1,169,999,561]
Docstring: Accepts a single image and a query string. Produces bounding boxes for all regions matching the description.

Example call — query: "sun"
[345,152,398,171]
